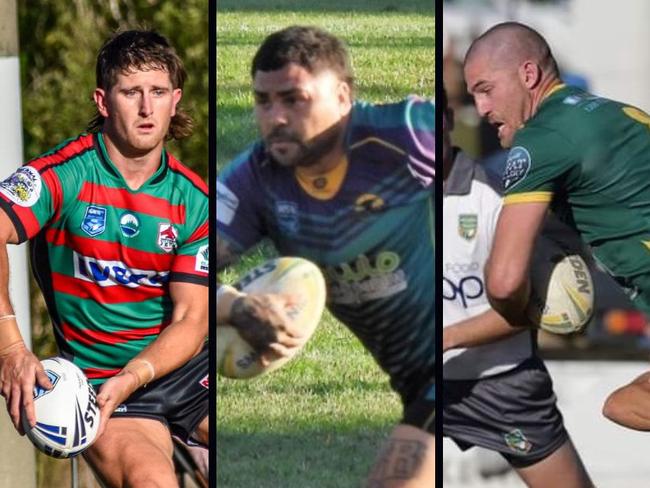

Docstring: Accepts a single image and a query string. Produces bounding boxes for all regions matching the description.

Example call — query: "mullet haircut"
[88,29,193,140]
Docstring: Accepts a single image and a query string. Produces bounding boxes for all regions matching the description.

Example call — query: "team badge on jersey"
[0,166,42,207]
[503,146,531,190]
[119,212,140,238]
[157,223,178,253]
[81,205,107,237]
[504,429,532,454]
[458,214,477,240]
[275,201,299,235]
[195,244,209,273]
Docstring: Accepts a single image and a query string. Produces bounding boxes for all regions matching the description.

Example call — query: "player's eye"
[152,89,166,96]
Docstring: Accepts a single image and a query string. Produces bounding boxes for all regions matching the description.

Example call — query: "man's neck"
[529,75,563,121]
[102,131,163,191]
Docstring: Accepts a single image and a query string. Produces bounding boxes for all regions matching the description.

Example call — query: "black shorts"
[108,344,209,445]
[402,380,435,434]
[443,356,568,468]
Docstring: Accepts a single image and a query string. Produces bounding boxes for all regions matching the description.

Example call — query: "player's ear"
[519,61,542,90]
[337,81,352,116]
[93,88,109,118]
[171,88,183,117]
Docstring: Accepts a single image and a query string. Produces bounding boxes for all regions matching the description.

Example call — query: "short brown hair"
[88,29,192,140]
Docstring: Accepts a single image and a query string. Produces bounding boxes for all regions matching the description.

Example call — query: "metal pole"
[0,1,37,487]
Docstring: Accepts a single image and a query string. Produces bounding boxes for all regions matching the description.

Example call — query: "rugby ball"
[22,357,100,458]
[527,248,594,334]
[217,257,326,379]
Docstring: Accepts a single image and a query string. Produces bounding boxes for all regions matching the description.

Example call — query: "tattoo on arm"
[367,439,427,486]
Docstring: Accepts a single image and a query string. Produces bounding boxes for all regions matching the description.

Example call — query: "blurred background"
[443,0,650,486]
[0,1,207,487]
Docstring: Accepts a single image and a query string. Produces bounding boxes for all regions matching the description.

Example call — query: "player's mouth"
[137,123,155,132]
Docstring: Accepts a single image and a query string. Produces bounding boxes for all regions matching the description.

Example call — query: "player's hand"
[229,293,304,364]
[0,343,52,434]
[95,371,139,440]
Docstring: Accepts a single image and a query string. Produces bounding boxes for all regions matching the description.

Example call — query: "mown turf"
[216,2,434,487]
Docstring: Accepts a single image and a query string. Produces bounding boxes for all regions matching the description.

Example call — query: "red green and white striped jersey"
[0,133,208,385]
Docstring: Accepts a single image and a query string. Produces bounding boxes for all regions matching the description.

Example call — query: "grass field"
[216,2,434,487]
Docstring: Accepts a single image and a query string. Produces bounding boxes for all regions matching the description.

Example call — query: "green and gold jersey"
[0,133,208,385]
[503,84,650,283]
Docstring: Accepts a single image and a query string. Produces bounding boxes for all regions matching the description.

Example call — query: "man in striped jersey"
[217,26,434,487]
[0,30,208,487]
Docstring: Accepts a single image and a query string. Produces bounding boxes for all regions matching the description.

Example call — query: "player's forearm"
[443,309,526,352]
[122,286,207,387]
[485,272,531,327]
[603,373,650,431]
[0,243,24,352]
[216,284,244,325]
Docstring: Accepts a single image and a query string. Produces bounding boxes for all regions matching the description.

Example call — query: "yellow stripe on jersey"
[504,192,554,204]
[350,137,407,155]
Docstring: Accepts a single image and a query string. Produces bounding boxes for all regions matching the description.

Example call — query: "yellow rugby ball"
[217,257,326,378]
[527,248,594,335]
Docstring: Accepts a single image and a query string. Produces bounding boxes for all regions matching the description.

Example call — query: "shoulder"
[166,153,208,197]
[26,133,96,174]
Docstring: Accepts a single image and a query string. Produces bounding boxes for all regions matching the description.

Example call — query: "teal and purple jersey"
[217,97,434,402]
[0,133,208,385]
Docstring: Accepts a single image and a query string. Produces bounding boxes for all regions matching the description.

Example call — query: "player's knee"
[123,462,177,488]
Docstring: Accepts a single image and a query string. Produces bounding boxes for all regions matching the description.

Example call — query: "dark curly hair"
[87,29,193,140]
[251,26,354,93]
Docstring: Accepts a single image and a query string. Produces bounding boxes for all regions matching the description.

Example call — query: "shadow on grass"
[216,423,394,488]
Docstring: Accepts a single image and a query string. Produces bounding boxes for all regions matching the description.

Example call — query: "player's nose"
[139,93,153,117]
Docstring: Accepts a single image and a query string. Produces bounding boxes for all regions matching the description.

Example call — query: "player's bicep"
[487,201,549,297]
[169,280,208,332]
[0,208,19,244]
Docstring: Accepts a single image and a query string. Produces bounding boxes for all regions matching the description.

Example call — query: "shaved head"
[465,22,558,77]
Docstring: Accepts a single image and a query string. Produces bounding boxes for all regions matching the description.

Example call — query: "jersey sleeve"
[502,127,578,205]
[0,139,85,243]
[403,96,435,188]
[170,184,209,287]
[216,147,267,252]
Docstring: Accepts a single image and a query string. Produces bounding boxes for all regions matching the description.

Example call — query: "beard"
[264,120,345,168]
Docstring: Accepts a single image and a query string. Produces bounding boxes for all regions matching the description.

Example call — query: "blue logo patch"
[81,205,107,237]
[119,212,140,238]
[33,369,60,400]
[275,201,299,235]
[503,146,531,190]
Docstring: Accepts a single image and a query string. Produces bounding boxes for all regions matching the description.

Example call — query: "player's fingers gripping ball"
[22,357,100,458]
[217,257,327,379]
[527,247,594,334]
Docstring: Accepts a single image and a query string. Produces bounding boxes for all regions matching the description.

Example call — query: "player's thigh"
[366,424,435,488]
[516,437,593,488]
[85,417,176,488]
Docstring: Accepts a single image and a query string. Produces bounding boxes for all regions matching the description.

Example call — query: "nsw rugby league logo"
[157,223,178,253]
[81,205,107,237]
[458,214,477,241]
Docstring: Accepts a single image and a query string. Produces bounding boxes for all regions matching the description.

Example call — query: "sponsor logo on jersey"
[81,205,107,237]
[354,193,385,213]
[199,374,209,389]
[503,146,531,190]
[325,251,408,304]
[0,166,42,207]
[216,181,239,225]
[275,201,299,235]
[73,251,169,287]
[195,244,209,273]
[119,212,140,238]
[442,274,484,308]
[33,369,61,400]
[504,429,532,454]
[458,214,477,240]
[157,223,178,253]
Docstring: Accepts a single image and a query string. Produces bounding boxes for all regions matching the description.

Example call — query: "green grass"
[216,2,434,487]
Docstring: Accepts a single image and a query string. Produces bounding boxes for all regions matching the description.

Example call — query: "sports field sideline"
[216,1,434,486]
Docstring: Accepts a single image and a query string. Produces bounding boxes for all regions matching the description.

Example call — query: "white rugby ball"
[217,257,326,379]
[527,249,594,334]
[22,357,100,458]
